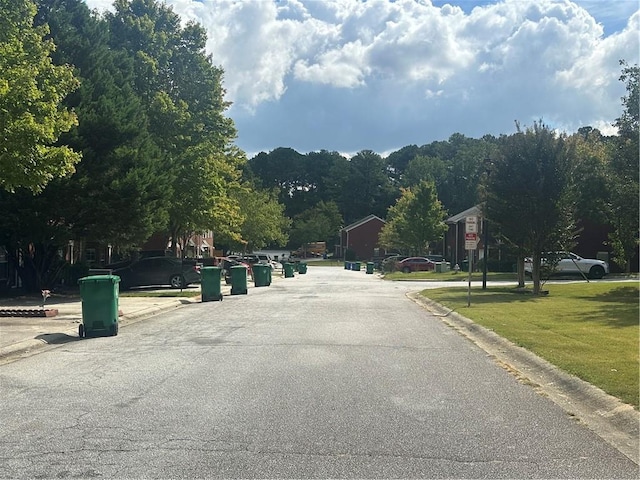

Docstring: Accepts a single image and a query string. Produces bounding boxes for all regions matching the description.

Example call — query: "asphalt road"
[0,267,637,478]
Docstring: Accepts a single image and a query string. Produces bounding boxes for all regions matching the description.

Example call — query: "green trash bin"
[366,262,374,274]
[78,274,120,338]
[230,265,248,295]
[201,266,223,301]
[298,262,307,274]
[353,261,361,271]
[253,264,270,287]
[284,262,295,278]
[344,261,349,269]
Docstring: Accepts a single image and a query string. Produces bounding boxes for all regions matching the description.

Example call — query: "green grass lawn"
[385,270,518,281]
[421,282,639,408]
[119,289,201,298]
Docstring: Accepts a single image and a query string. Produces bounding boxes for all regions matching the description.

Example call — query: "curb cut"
[408,291,639,466]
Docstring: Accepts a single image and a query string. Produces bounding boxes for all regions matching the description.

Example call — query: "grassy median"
[421,282,639,408]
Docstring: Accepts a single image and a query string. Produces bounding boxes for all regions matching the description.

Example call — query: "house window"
[85,248,97,263]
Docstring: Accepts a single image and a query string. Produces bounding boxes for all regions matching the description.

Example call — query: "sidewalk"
[0,287,221,361]
[0,268,287,361]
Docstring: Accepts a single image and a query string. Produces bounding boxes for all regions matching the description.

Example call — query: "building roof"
[445,205,482,224]
[342,214,386,232]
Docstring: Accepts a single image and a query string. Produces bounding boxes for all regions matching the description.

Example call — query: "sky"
[83,0,640,157]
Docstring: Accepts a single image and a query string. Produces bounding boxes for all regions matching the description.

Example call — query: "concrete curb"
[408,292,639,465]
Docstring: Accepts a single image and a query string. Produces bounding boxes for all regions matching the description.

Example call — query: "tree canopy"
[484,122,576,294]
[379,180,448,255]
[0,0,81,193]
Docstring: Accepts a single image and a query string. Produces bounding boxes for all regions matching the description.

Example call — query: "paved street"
[0,267,637,478]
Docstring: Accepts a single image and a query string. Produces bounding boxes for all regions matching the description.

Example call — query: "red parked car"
[395,257,436,273]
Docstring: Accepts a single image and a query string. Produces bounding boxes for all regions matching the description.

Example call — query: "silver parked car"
[524,252,609,279]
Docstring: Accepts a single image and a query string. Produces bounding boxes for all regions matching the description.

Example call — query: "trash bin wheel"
[110,323,119,336]
[78,324,85,338]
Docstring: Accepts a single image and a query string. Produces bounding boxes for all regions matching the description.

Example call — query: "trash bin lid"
[78,274,121,284]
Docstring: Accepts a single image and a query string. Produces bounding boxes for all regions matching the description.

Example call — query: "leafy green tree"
[379,180,447,255]
[341,150,396,224]
[35,0,172,251]
[289,201,343,252]
[107,0,242,254]
[386,144,420,184]
[485,122,577,294]
[229,185,290,253]
[0,187,72,291]
[247,147,312,218]
[402,155,447,189]
[0,0,81,193]
[608,61,639,272]
[567,127,611,225]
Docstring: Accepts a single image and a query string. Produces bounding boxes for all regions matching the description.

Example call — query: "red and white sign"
[465,232,478,250]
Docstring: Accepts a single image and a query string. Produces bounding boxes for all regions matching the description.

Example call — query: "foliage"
[567,127,611,225]
[379,180,448,255]
[107,0,243,254]
[289,201,343,251]
[340,150,398,224]
[33,0,171,253]
[485,122,577,294]
[608,61,639,272]
[0,0,81,193]
[230,184,290,252]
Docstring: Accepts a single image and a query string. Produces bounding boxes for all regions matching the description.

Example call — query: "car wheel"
[402,267,411,274]
[170,274,185,288]
[589,265,605,279]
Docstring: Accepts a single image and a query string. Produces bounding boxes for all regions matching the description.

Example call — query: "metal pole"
[467,250,472,307]
[482,218,488,290]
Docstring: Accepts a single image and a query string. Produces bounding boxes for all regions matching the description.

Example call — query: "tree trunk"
[516,256,525,288]
[532,251,542,295]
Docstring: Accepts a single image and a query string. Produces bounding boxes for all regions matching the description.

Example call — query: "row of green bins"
[253,264,271,287]
[201,266,223,301]
[284,262,295,278]
[366,262,374,274]
[78,274,120,338]
[298,262,307,274]
[230,265,248,295]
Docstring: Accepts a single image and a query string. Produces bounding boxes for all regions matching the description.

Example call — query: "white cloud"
[82,0,639,154]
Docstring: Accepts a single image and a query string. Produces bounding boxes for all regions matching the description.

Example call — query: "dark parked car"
[112,257,201,290]
[216,257,251,285]
[395,256,436,273]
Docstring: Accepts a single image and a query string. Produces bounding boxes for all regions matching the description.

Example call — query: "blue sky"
[84,0,639,157]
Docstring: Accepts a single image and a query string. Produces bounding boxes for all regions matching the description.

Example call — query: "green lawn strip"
[385,271,518,281]
[119,290,201,298]
[421,283,639,408]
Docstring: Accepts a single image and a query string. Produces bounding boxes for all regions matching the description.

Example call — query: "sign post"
[465,217,479,306]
